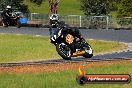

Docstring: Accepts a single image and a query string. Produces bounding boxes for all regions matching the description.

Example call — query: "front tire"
[56,43,72,60]
[1,20,8,27]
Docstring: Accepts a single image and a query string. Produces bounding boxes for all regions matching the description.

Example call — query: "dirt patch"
[0,59,132,73]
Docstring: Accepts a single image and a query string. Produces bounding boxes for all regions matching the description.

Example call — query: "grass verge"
[0,34,127,62]
[24,0,83,15]
[0,60,131,88]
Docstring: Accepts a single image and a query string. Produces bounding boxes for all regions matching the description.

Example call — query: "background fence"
[0,12,132,29]
[28,13,132,29]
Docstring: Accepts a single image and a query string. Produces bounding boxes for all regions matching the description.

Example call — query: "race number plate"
[66,34,74,44]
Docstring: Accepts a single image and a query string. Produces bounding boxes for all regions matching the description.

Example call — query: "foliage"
[117,0,132,17]
[23,0,83,15]
[80,0,110,16]
[0,0,29,13]
[109,1,118,12]
[116,0,132,25]
[30,0,44,5]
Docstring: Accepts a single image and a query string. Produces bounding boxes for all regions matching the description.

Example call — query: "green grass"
[23,0,120,16]
[88,39,127,54]
[24,0,83,15]
[0,63,132,88]
[0,34,59,62]
[0,34,127,62]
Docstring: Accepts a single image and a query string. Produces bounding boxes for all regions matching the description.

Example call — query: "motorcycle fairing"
[72,50,85,57]
[66,34,74,44]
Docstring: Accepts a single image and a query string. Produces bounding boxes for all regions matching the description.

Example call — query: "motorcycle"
[1,12,21,28]
[50,24,93,60]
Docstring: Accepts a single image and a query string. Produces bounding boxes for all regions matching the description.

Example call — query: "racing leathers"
[49,21,83,52]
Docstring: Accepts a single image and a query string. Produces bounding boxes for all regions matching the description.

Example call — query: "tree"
[0,0,29,13]
[116,0,132,26]
[117,0,132,17]
[80,0,110,16]
[30,0,43,5]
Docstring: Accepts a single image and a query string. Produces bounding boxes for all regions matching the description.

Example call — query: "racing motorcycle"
[50,23,93,60]
[1,12,21,28]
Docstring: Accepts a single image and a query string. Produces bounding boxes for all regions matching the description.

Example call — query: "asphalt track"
[0,27,132,43]
[0,27,132,66]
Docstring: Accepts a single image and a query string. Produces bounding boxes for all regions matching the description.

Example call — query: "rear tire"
[56,43,71,60]
[83,45,93,58]
[84,53,93,58]
[16,20,21,28]
[16,24,20,28]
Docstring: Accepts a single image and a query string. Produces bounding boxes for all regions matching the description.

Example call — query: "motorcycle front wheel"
[1,20,8,27]
[56,43,72,60]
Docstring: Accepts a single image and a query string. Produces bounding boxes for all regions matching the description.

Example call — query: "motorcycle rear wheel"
[16,24,20,28]
[56,43,72,60]
[83,45,93,58]
[16,20,21,28]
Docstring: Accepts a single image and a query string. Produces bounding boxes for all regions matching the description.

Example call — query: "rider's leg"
[49,28,59,42]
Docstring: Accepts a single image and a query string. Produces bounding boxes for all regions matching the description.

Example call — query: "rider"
[1,5,13,23]
[49,14,73,42]
[49,14,83,52]
[49,14,59,28]
[49,14,60,42]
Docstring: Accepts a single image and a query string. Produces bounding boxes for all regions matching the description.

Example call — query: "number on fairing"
[66,34,74,44]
